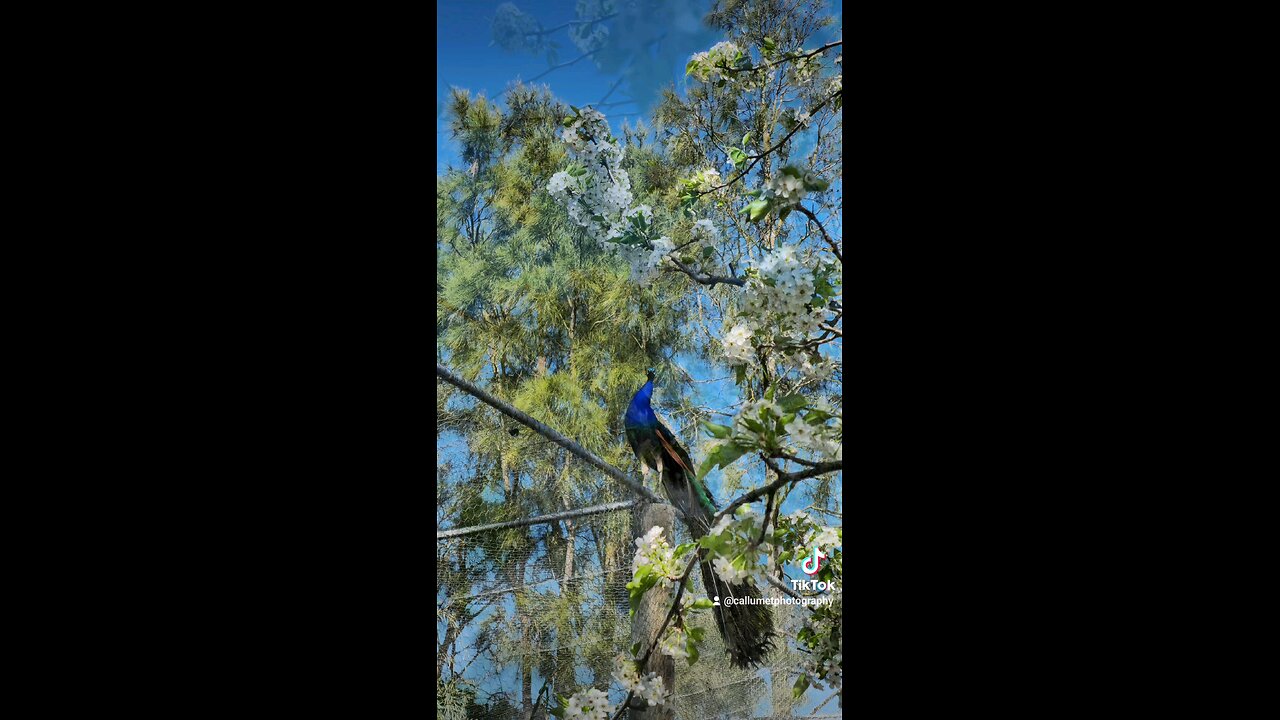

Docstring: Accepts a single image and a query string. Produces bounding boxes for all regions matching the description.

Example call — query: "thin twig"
[693,89,843,198]
[664,256,746,287]
[712,457,843,524]
[526,13,619,38]
[793,204,842,262]
[529,50,597,82]
[723,40,843,74]
[770,452,824,468]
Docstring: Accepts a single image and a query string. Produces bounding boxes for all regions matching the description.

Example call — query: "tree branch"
[526,13,619,38]
[793,204,841,262]
[436,363,669,506]
[665,256,746,287]
[693,89,843,197]
[711,458,843,524]
[724,40,843,74]
[529,50,597,81]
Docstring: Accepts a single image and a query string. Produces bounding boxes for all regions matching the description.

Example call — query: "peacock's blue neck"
[625,381,658,427]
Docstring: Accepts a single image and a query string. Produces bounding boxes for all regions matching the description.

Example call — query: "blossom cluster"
[796,592,843,700]
[658,625,690,660]
[721,322,755,365]
[785,414,841,459]
[612,654,667,708]
[790,54,823,85]
[546,108,632,243]
[690,218,721,247]
[547,110,685,285]
[704,504,766,585]
[695,168,721,193]
[785,350,839,381]
[780,510,841,567]
[767,173,808,205]
[632,525,679,588]
[687,41,741,83]
[687,40,776,91]
[568,21,609,54]
[719,245,829,368]
[561,687,612,720]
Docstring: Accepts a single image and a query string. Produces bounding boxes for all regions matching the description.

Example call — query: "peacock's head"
[646,368,656,382]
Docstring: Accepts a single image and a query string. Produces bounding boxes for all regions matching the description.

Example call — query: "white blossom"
[696,168,721,193]
[658,627,690,660]
[708,512,734,539]
[613,654,667,707]
[768,173,807,204]
[632,525,678,587]
[711,555,754,584]
[813,526,841,550]
[786,417,818,450]
[721,322,755,365]
[563,687,612,720]
[691,218,720,246]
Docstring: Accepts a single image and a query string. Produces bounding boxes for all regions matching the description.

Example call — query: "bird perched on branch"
[624,368,774,669]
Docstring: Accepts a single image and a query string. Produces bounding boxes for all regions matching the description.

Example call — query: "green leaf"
[762,37,776,54]
[803,176,830,192]
[743,418,765,434]
[778,394,808,413]
[741,198,771,221]
[686,637,700,666]
[702,246,715,259]
[793,673,811,699]
[765,385,777,402]
[697,441,749,479]
[691,598,713,610]
[688,626,706,641]
[702,421,733,439]
[686,59,699,76]
[674,542,697,559]
[779,206,792,222]
[742,132,752,146]
[570,105,580,115]
[631,642,642,657]
[549,706,564,718]
[735,365,746,385]
[779,165,804,179]
[729,147,747,167]
[562,116,575,127]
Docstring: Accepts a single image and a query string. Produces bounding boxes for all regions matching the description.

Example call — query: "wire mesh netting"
[437,502,837,719]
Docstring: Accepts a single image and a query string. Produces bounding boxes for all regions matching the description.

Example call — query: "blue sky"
[437,0,722,173]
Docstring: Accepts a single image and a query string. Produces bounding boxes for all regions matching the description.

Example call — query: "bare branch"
[723,40,843,74]
[710,457,843,524]
[529,50,598,81]
[665,256,746,288]
[793,204,842,262]
[436,363,669,506]
[693,89,843,197]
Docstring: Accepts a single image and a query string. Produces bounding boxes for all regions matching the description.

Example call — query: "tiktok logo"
[799,547,828,576]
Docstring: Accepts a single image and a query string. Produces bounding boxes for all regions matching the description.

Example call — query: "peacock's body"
[623,369,774,669]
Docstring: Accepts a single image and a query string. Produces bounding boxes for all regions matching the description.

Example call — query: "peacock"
[623,368,774,669]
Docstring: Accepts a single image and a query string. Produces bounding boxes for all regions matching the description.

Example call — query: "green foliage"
[697,438,751,480]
